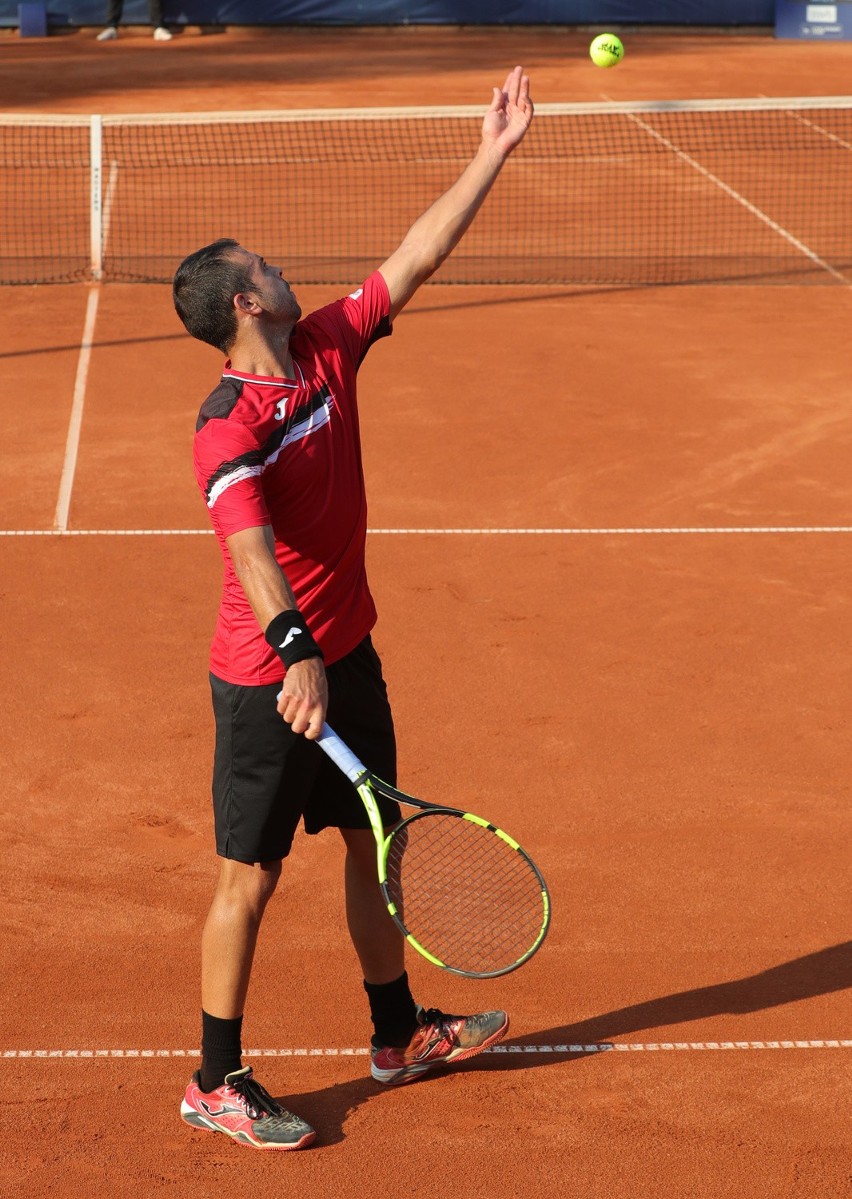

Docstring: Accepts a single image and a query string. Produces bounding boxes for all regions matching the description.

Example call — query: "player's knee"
[217,857,281,913]
[341,826,373,859]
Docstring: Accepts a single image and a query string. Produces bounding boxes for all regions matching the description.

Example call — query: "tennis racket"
[315,723,551,979]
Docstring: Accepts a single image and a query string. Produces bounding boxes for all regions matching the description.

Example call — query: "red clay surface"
[1,25,850,1199]
[3,25,852,112]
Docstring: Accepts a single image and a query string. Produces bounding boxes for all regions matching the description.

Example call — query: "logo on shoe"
[414,1028,451,1060]
[199,1099,245,1118]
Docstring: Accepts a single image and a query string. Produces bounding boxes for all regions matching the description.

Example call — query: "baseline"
[3,1039,849,1059]
[1,526,852,537]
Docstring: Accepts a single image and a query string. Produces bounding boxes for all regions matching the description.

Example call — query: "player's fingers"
[487,85,503,113]
[276,690,324,738]
[279,687,306,723]
[504,64,523,106]
[286,700,312,735]
[302,706,325,741]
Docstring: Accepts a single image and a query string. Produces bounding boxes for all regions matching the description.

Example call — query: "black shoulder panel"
[196,378,244,433]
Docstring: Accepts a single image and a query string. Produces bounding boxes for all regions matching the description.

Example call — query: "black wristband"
[264,610,324,670]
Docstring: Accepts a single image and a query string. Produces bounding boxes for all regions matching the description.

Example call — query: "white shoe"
[153,26,172,40]
[96,26,118,40]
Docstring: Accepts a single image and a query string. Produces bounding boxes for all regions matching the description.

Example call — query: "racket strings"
[385,812,547,976]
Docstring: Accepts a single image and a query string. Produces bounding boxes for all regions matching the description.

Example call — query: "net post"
[89,114,103,282]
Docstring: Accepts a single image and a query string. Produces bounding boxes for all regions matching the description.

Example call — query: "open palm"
[481,66,533,156]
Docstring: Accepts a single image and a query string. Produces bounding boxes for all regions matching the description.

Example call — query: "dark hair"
[173,239,253,353]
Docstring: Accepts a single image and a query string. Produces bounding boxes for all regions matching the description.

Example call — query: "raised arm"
[378,66,533,321]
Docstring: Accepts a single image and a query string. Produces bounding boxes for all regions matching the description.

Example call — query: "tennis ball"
[589,33,624,69]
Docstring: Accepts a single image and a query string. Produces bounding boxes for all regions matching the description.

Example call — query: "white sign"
[806,4,838,20]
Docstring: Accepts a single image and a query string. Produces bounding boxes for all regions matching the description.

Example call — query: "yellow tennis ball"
[589,33,624,68]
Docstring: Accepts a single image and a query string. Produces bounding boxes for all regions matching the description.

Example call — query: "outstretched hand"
[482,66,533,156]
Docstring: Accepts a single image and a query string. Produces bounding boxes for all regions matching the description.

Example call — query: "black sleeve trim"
[357,315,393,368]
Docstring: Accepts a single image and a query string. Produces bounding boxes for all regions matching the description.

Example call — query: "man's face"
[234,248,302,325]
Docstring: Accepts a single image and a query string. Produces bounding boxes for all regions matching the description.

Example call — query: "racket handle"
[274,696,367,783]
[315,724,368,783]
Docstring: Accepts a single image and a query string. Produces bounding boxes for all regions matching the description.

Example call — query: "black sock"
[200,1010,243,1093]
[363,971,418,1048]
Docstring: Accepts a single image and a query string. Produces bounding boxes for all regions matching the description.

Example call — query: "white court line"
[368,526,852,536]
[754,93,852,155]
[51,150,117,531]
[3,527,852,538]
[615,107,852,287]
[3,1040,850,1059]
[53,287,101,533]
[786,110,852,154]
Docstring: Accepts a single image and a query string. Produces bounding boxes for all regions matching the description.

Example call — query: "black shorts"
[210,635,401,863]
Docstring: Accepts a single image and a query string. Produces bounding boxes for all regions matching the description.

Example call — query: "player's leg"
[184,856,314,1150]
[303,638,419,1049]
[314,638,509,1085]
[340,825,406,983]
[201,857,281,1021]
[340,822,508,1085]
[181,675,318,1151]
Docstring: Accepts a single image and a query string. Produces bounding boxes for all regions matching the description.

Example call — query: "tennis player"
[172,66,533,1151]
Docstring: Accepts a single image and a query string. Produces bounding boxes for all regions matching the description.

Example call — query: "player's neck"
[229,329,296,381]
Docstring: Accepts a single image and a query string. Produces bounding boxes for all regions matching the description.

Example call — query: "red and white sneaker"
[180,1066,315,1150]
[371,1006,509,1085]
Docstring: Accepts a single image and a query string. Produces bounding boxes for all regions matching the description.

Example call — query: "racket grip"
[315,724,368,783]
[274,695,366,783]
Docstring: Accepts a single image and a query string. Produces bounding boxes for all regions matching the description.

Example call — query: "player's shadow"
[276,941,850,1145]
[273,1075,377,1149]
[0,333,187,360]
[473,939,852,1072]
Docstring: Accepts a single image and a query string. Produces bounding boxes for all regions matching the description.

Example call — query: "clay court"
[1,23,850,1199]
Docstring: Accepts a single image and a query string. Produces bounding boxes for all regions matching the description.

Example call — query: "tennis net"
[2,97,851,286]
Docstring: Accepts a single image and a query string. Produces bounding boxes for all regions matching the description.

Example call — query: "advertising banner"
[775,1,852,38]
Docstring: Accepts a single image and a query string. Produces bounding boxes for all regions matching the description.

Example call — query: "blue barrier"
[0,1,774,31]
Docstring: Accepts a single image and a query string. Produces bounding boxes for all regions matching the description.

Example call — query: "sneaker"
[371,1006,509,1085]
[153,26,172,40]
[180,1066,316,1151]
[96,26,118,40]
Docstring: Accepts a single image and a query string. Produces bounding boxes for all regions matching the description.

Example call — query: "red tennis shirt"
[193,270,393,685]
